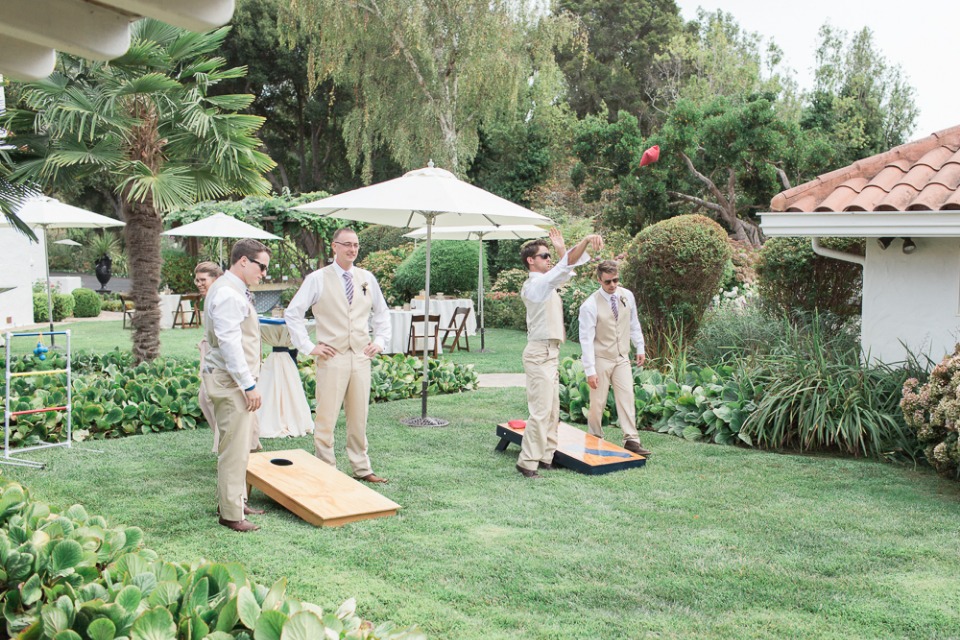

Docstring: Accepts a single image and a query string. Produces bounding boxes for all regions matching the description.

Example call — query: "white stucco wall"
[0,227,47,330]
[862,237,960,365]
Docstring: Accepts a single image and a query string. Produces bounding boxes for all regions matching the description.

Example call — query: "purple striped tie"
[343,272,354,304]
[610,294,619,321]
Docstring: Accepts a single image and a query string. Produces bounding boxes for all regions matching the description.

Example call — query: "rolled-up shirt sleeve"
[285,271,323,354]
[523,251,591,304]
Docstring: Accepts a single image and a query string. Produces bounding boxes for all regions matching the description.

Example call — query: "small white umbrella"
[162,212,280,265]
[296,165,552,426]
[404,225,547,351]
[1,196,125,339]
[53,238,82,247]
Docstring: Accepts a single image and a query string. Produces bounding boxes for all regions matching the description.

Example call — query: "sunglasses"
[536,252,552,260]
[249,258,268,273]
[601,277,620,285]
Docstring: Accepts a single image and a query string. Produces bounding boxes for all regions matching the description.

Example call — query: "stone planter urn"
[95,254,112,293]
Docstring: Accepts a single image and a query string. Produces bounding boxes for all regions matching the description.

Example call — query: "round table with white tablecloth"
[257,318,314,438]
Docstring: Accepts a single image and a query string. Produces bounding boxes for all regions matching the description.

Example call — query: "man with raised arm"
[285,227,392,483]
[578,260,652,456]
[516,228,602,479]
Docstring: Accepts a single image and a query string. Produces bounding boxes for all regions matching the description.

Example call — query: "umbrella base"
[400,416,450,428]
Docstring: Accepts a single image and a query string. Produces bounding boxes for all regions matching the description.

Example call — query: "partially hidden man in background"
[285,227,392,484]
[202,239,270,532]
[517,228,603,479]
[578,260,652,457]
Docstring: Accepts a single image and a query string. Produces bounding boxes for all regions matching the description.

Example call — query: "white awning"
[0,0,235,81]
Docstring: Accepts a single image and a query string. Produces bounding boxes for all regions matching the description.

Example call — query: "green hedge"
[160,249,199,294]
[71,288,102,318]
[482,292,526,331]
[393,241,485,300]
[32,293,75,323]
[0,480,424,639]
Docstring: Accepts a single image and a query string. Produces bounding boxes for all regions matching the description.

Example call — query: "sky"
[674,0,959,139]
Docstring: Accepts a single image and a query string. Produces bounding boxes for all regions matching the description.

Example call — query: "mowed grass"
[4,386,960,639]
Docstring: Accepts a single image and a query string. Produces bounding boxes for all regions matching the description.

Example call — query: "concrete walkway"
[477,373,525,388]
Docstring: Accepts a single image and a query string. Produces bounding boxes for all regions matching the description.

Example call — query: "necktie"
[343,272,354,304]
[245,289,256,308]
[610,294,619,321]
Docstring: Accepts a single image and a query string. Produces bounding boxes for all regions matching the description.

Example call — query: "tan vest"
[311,265,373,353]
[204,275,261,379]
[522,275,565,342]
[593,289,631,361]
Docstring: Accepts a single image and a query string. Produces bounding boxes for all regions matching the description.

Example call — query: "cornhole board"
[246,449,400,527]
[495,421,646,475]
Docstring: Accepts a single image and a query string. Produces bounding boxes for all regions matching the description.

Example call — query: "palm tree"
[2,20,275,362]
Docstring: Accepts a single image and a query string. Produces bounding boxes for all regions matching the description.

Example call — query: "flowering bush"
[902,346,960,478]
[491,268,528,294]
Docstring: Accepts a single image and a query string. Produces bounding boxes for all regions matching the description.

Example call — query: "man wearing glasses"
[578,260,652,456]
[516,228,603,479]
[285,227,392,484]
[203,238,271,531]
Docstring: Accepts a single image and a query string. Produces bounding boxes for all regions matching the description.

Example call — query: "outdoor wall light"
[877,237,894,250]
[902,237,917,254]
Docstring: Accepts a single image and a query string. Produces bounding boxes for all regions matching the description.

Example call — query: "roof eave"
[759,211,960,237]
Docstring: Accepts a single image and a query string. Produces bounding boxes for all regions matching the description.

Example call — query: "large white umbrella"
[162,212,280,265]
[404,225,547,352]
[295,165,552,426]
[1,196,125,338]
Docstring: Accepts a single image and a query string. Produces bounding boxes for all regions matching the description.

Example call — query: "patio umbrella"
[53,239,82,247]
[404,224,547,352]
[295,164,552,426]
[162,212,280,266]
[1,196,124,338]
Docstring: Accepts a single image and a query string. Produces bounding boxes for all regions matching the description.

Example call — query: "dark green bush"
[357,224,414,262]
[620,215,731,359]
[358,244,416,307]
[160,249,199,294]
[393,240,486,300]
[755,236,863,320]
[71,287,102,318]
[482,292,527,331]
[32,292,75,322]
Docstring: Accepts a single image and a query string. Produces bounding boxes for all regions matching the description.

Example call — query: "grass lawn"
[4,317,960,638]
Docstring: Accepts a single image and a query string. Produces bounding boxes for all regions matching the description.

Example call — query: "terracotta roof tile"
[770,124,960,212]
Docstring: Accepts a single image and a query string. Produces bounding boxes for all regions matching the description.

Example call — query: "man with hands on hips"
[285,227,392,483]
[578,260,652,457]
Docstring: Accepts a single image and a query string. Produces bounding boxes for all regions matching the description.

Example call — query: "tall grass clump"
[690,295,783,364]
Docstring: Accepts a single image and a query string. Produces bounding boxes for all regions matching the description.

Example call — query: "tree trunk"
[124,197,163,363]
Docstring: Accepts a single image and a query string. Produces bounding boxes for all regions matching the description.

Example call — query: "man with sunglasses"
[578,260,652,456]
[202,238,271,531]
[285,227,392,484]
[516,228,603,479]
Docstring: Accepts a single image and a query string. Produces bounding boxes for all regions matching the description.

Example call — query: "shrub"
[32,292,75,322]
[560,279,598,343]
[359,244,416,307]
[71,287,102,318]
[482,292,526,331]
[393,240,485,300]
[491,268,529,294]
[620,215,731,359]
[357,224,414,262]
[755,236,863,320]
[160,249,199,294]
[902,346,959,478]
[690,296,785,364]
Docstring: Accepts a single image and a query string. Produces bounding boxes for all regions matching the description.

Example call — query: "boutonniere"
[361,282,369,296]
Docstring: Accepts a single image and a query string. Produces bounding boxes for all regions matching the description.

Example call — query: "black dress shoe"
[538,461,557,470]
[218,517,260,532]
[624,440,652,456]
[516,464,542,479]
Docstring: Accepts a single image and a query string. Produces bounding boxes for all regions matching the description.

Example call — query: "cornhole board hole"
[246,449,400,527]
[495,421,646,475]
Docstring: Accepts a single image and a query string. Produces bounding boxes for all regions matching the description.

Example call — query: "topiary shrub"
[359,244,416,307]
[902,346,960,478]
[491,268,529,294]
[482,292,526,331]
[393,240,485,300]
[160,249,199,294]
[33,292,75,322]
[71,287,102,317]
[620,215,731,360]
[357,224,414,262]
[755,236,863,320]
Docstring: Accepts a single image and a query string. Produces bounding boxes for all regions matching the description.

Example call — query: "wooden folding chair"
[174,293,202,329]
[406,313,440,358]
[441,306,471,352]
[120,292,135,330]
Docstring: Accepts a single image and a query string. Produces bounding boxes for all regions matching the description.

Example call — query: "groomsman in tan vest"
[578,260,652,456]
[286,227,391,483]
[202,239,271,532]
[516,228,603,479]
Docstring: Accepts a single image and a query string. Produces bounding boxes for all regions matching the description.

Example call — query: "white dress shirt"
[522,250,591,303]
[285,262,391,355]
[578,287,645,377]
[205,271,257,390]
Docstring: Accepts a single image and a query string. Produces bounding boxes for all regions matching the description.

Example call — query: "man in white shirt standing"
[203,239,270,532]
[285,227,392,483]
[578,260,652,456]
[517,228,603,479]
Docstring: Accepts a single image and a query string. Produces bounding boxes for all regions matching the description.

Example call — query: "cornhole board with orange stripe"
[496,421,646,475]
[246,449,400,527]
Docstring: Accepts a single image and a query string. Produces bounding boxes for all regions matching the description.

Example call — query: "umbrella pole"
[42,225,56,347]
[478,235,487,352]
[420,221,432,419]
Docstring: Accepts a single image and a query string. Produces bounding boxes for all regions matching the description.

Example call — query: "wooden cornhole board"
[246,449,400,527]
[495,421,646,475]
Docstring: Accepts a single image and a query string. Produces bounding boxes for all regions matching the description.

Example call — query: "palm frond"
[120,162,195,212]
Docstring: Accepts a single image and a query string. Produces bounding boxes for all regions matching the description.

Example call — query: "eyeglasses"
[535,252,551,260]
[601,277,619,285]
[249,258,268,273]
[334,241,360,249]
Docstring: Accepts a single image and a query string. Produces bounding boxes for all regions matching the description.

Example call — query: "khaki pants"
[200,374,261,454]
[587,356,640,444]
[203,370,254,522]
[313,351,373,477]
[518,339,561,471]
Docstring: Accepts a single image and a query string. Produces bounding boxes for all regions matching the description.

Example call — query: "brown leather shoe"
[354,473,389,484]
[218,517,260,532]
[538,461,557,470]
[516,464,542,479]
[624,440,652,456]
[244,505,265,516]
